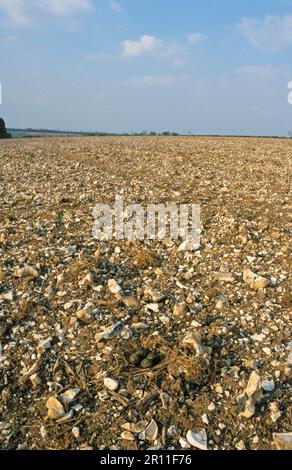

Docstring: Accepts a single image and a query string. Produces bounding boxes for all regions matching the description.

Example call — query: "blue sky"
[0,0,292,135]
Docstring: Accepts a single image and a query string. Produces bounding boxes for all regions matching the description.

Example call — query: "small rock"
[61,388,80,404]
[270,403,281,423]
[2,290,13,301]
[57,409,74,424]
[173,303,189,317]
[38,338,52,352]
[46,397,65,420]
[239,399,255,419]
[121,431,135,442]
[273,433,292,450]
[30,373,42,388]
[182,332,208,355]
[201,414,209,425]
[104,377,119,391]
[120,295,141,310]
[243,269,270,290]
[262,379,275,393]
[67,245,77,257]
[215,272,235,283]
[131,322,148,331]
[121,421,148,434]
[144,288,165,303]
[238,371,263,419]
[178,237,200,252]
[246,371,262,398]
[108,279,122,294]
[208,402,216,412]
[80,272,95,286]
[76,309,94,324]
[244,359,258,369]
[72,426,80,439]
[220,186,229,194]
[263,347,271,356]
[15,265,39,279]
[235,440,246,450]
[146,303,159,313]
[40,425,47,439]
[95,322,123,342]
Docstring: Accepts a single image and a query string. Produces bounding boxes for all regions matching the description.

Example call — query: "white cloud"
[173,58,187,67]
[0,0,30,24]
[126,75,178,87]
[109,1,122,13]
[235,64,291,77]
[0,0,93,24]
[188,32,207,44]
[122,34,180,58]
[238,14,292,51]
[122,35,163,57]
[41,0,93,16]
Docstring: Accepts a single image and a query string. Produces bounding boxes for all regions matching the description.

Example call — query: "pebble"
[121,421,147,434]
[235,440,246,450]
[121,431,135,442]
[178,238,200,252]
[262,379,275,393]
[30,373,42,388]
[120,295,141,310]
[238,371,263,419]
[103,377,119,391]
[215,272,235,283]
[40,425,47,439]
[95,322,123,342]
[15,265,39,279]
[182,332,207,355]
[60,388,80,404]
[243,269,270,290]
[273,433,292,450]
[80,272,95,286]
[76,309,94,324]
[144,288,165,303]
[146,303,159,313]
[57,409,74,423]
[263,347,271,356]
[108,279,122,294]
[72,427,80,439]
[38,338,52,352]
[46,397,65,420]
[246,371,262,398]
[173,303,189,317]
[269,403,281,423]
[2,291,13,301]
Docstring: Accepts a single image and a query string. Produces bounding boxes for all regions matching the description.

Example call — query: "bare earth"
[0,136,291,450]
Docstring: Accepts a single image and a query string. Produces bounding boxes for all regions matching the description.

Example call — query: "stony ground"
[0,136,291,451]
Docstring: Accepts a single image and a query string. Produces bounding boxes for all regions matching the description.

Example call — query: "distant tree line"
[0,118,11,139]
[7,128,182,138]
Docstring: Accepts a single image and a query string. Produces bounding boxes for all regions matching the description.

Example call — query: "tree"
[0,118,11,139]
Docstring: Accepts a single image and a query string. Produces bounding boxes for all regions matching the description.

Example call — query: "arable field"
[0,136,291,450]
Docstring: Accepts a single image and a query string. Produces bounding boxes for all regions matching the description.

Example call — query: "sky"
[0,0,292,135]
